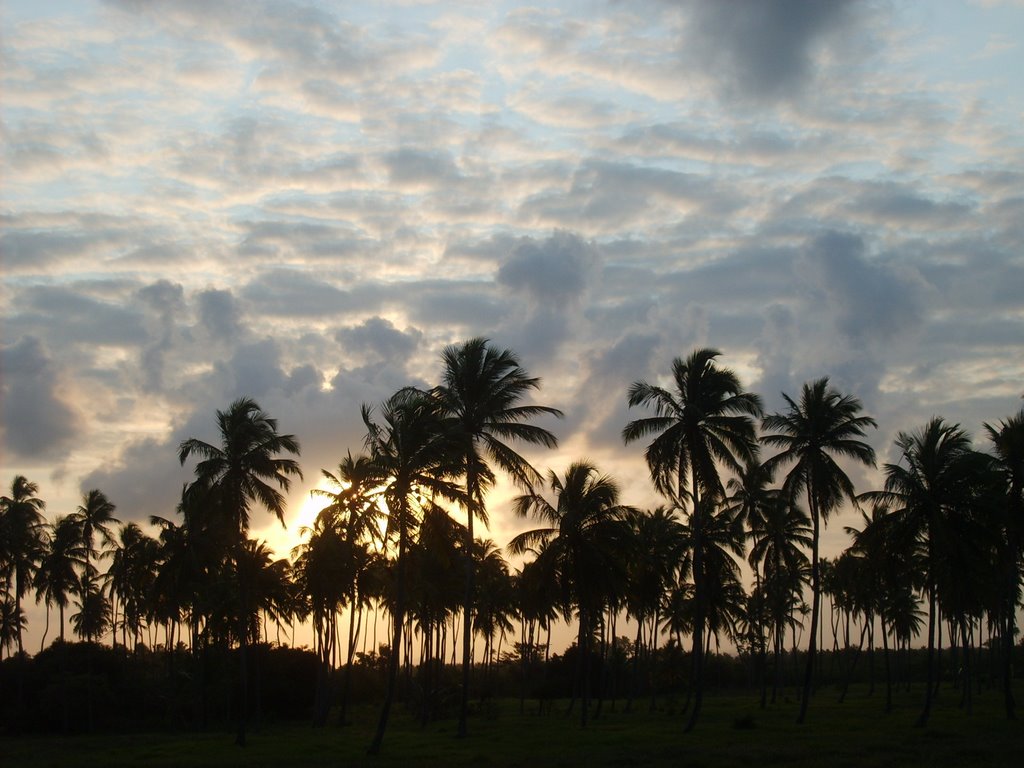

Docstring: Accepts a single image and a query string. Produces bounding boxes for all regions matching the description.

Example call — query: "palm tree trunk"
[368,514,408,755]
[797,489,821,724]
[916,576,937,727]
[684,484,705,734]
[339,593,358,727]
[458,462,477,738]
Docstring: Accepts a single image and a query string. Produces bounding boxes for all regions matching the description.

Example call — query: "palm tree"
[71,571,111,642]
[362,388,463,755]
[761,378,876,723]
[105,522,158,649]
[984,406,1024,719]
[863,418,991,725]
[622,348,762,731]
[725,458,778,706]
[433,338,562,737]
[311,451,386,725]
[178,396,302,747]
[622,506,685,710]
[509,461,632,726]
[34,516,87,646]
[71,489,120,624]
[1,475,47,655]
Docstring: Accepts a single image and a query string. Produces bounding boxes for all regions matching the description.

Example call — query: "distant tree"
[71,489,120,628]
[509,461,631,726]
[623,348,762,731]
[178,396,302,747]
[762,378,876,723]
[34,516,87,646]
[362,388,462,755]
[984,407,1024,719]
[433,338,562,737]
[1,475,47,655]
[864,418,990,726]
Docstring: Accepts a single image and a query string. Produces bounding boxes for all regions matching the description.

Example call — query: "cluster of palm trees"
[2,341,1021,750]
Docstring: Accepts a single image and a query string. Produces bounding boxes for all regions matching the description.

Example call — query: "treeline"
[1,341,1021,751]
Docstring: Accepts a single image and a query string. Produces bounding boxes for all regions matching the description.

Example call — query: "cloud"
[682,0,864,104]
[797,231,929,349]
[0,337,83,460]
[497,231,598,304]
[335,316,423,364]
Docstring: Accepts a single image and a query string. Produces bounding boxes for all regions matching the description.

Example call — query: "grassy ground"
[3,685,1020,767]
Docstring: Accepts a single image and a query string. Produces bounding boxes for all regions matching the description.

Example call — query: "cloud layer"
[2,0,1022,579]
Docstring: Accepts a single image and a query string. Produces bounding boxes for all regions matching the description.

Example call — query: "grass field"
[3,686,1021,767]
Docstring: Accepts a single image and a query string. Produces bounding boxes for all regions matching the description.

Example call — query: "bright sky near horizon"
[2,1,1023,652]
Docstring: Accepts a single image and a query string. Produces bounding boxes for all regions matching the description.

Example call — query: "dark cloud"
[13,285,147,347]
[335,316,423,363]
[497,231,598,304]
[0,337,83,460]
[198,288,242,341]
[797,231,929,348]
[241,269,355,317]
[683,0,863,103]
[383,148,460,187]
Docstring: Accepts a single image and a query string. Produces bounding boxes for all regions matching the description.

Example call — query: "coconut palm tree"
[509,461,632,726]
[178,396,302,747]
[725,458,778,706]
[34,516,87,647]
[863,417,990,726]
[622,506,685,710]
[1,475,47,655]
[623,348,762,731]
[362,387,463,755]
[310,451,386,725]
[71,489,120,620]
[984,406,1024,719]
[432,338,562,736]
[761,378,876,723]
[105,522,158,649]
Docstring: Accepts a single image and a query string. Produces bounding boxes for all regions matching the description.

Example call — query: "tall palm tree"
[509,461,632,726]
[1,475,47,655]
[761,378,876,723]
[984,406,1024,719]
[433,338,562,737]
[311,451,386,726]
[864,418,992,726]
[725,458,778,706]
[623,348,762,731]
[71,489,120,617]
[178,396,302,747]
[34,516,87,646]
[362,388,463,755]
[105,522,158,649]
[622,506,685,710]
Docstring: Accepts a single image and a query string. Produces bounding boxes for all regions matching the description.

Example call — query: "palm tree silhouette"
[34,516,87,647]
[863,417,988,726]
[761,378,875,723]
[310,451,385,725]
[362,388,462,755]
[509,460,631,726]
[433,338,562,737]
[623,348,762,731]
[984,406,1023,719]
[104,522,158,649]
[1,475,47,656]
[71,489,120,639]
[178,396,302,746]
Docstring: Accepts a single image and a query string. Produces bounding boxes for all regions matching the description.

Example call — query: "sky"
[2,0,1023,652]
